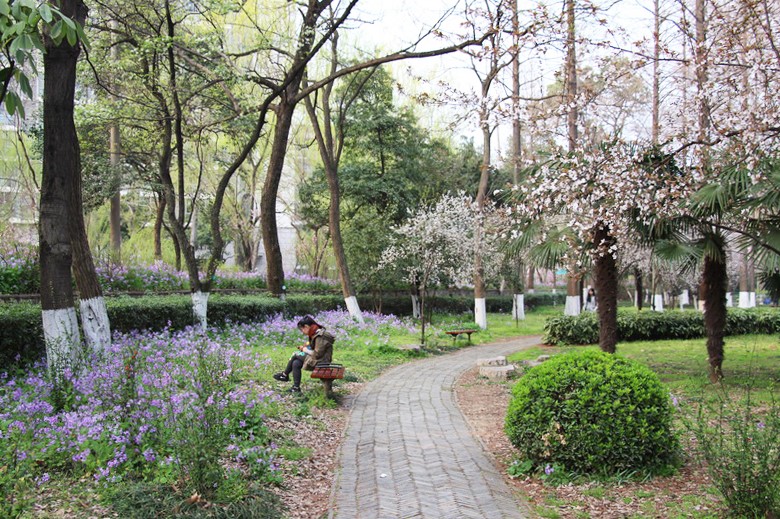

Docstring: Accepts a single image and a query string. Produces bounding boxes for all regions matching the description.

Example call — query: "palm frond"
[691,183,729,218]
[503,218,546,254]
[526,228,572,270]
[653,239,702,275]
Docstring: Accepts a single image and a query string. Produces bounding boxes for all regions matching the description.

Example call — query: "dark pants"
[284,355,304,386]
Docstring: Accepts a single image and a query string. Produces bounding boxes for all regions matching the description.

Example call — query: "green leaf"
[18,71,31,97]
[50,19,62,40]
[18,33,32,50]
[0,66,11,82]
[4,89,17,116]
[15,96,25,118]
[28,31,43,52]
[8,34,21,55]
[60,15,75,30]
[0,1,10,16]
[39,3,52,23]
[11,20,25,34]
[74,21,89,50]
[26,8,39,25]
[65,26,76,46]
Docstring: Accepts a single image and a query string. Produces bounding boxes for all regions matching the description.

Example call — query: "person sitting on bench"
[273,315,335,393]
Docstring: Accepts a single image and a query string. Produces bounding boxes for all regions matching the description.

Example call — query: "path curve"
[329,336,540,519]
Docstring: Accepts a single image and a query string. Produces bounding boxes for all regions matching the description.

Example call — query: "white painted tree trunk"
[192,291,209,329]
[679,289,690,309]
[726,293,733,307]
[411,295,421,319]
[653,294,664,312]
[79,297,111,352]
[739,291,751,308]
[43,307,81,376]
[512,293,525,320]
[564,295,580,316]
[749,292,756,308]
[344,295,365,324]
[474,298,487,329]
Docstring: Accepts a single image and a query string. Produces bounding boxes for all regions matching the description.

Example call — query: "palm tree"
[646,158,780,382]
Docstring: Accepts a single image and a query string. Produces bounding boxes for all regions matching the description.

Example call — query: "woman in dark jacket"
[273,316,334,392]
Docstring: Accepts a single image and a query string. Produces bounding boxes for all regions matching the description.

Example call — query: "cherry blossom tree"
[510,142,692,352]
[380,193,504,344]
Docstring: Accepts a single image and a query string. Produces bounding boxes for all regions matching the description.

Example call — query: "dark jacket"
[303,328,334,370]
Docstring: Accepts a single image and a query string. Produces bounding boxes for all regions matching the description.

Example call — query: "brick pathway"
[329,336,540,519]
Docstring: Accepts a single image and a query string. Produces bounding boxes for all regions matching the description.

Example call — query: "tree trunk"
[634,267,644,310]
[651,0,661,145]
[593,224,618,353]
[261,99,296,296]
[261,3,325,296]
[565,0,578,153]
[564,275,580,315]
[154,193,165,260]
[738,254,751,308]
[302,44,364,323]
[40,0,88,376]
[326,166,363,322]
[70,140,111,352]
[510,0,525,321]
[702,245,727,382]
[109,20,122,262]
[473,112,491,330]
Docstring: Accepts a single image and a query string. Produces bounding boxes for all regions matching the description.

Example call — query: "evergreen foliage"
[505,350,680,477]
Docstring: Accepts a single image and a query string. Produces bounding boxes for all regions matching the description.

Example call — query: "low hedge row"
[544,308,780,345]
[361,292,566,315]
[0,291,565,367]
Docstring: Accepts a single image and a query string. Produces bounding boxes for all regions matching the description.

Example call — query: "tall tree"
[463,0,516,329]
[562,0,582,317]
[510,0,526,321]
[303,31,377,323]
[39,0,90,373]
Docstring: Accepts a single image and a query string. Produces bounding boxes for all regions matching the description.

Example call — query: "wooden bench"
[310,362,345,397]
[445,329,478,344]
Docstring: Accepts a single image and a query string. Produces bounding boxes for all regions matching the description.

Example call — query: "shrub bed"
[544,308,780,345]
[505,350,680,478]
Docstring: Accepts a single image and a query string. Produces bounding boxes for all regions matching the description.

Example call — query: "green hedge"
[357,292,565,315]
[544,308,780,345]
[505,350,680,477]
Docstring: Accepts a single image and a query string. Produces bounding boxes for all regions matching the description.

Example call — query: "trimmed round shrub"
[505,350,680,477]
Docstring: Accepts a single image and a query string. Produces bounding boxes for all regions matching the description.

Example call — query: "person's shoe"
[273,372,289,382]
[288,386,301,393]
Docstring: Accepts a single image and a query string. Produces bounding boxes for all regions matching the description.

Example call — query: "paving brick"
[329,337,539,519]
